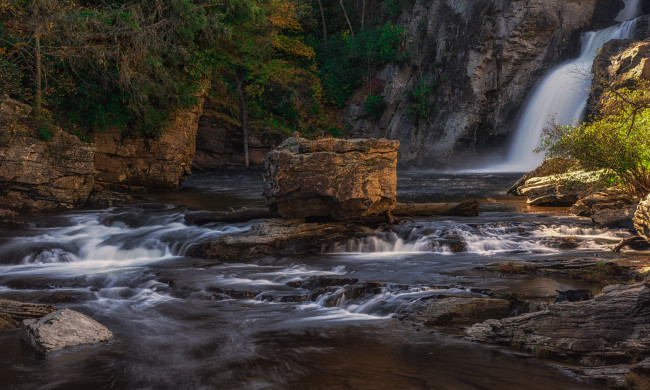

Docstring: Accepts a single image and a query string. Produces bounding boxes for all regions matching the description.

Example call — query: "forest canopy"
[0,0,408,139]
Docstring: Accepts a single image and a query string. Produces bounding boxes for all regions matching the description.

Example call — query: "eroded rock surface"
[187,219,373,261]
[263,137,399,220]
[465,278,650,384]
[517,170,604,205]
[634,194,650,242]
[21,309,113,354]
[571,187,639,227]
[0,99,95,211]
[93,99,204,191]
[414,297,512,326]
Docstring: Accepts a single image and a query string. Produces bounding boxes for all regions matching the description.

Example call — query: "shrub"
[538,79,650,195]
[364,94,387,119]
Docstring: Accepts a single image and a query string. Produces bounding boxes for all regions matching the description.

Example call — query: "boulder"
[517,170,604,205]
[634,194,650,242]
[414,297,512,326]
[465,279,650,385]
[571,187,638,227]
[263,137,399,220]
[21,309,113,354]
[0,94,32,118]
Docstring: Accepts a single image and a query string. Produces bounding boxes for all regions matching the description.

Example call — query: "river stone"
[517,170,605,205]
[263,137,399,220]
[634,194,650,243]
[416,297,511,326]
[21,309,113,354]
[464,277,650,384]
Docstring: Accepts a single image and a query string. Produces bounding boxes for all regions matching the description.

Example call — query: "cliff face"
[93,99,204,191]
[0,96,95,211]
[344,0,623,167]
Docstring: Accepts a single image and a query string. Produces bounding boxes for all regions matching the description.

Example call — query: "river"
[0,171,634,389]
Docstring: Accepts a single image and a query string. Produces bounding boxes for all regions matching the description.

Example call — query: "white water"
[487,8,639,172]
[617,0,641,21]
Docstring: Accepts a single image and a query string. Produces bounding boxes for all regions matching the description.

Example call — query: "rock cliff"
[0,96,94,211]
[345,0,624,167]
[93,99,204,191]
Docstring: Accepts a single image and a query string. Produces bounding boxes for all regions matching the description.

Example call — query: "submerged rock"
[634,194,650,243]
[263,137,398,220]
[517,170,604,205]
[21,309,113,354]
[465,277,650,385]
[415,297,512,326]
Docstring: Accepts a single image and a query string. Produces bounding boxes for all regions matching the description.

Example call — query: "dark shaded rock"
[0,313,20,330]
[21,308,113,354]
[291,276,360,290]
[187,219,372,261]
[415,297,512,326]
[263,137,398,220]
[465,280,650,384]
[184,207,277,225]
[393,200,479,217]
[554,289,593,303]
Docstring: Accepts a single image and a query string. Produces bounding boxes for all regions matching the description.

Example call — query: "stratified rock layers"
[263,138,399,220]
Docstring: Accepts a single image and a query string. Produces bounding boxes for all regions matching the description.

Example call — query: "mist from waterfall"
[484,0,641,173]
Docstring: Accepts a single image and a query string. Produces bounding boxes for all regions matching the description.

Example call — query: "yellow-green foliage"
[539,79,650,195]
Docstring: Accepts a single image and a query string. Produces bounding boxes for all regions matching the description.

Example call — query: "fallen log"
[0,299,56,322]
[393,200,479,217]
[185,207,278,225]
[612,236,650,253]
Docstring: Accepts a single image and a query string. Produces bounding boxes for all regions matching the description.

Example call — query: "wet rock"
[393,201,479,217]
[291,276,360,290]
[263,137,398,220]
[0,298,56,322]
[554,289,593,303]
[634,194,650,243]
[187,219,372,261]
[21,309,113,355]
[517,171,605,206]
[415,297,512,326]
[0,313,20,330]
[464,279,650,385]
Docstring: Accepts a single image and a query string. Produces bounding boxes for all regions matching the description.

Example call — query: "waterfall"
[617,0,640,21]
[487,0,641,172]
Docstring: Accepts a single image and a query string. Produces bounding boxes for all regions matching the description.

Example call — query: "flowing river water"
[0,171,640,389]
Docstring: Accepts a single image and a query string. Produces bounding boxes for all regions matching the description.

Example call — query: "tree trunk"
[234,72,250,168]
[317,0,327,48]
[34,6,42,113]
[361,0,366,30]
[339,0,354,39]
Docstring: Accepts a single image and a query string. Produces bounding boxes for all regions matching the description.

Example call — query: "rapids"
[0,171,636,389]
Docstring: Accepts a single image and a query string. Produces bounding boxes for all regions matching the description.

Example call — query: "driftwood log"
[393,200,479,217]
[185,208,278,226]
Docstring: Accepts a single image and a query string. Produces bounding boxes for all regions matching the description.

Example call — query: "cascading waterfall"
[488,1,640,172]
[617,0,640,21]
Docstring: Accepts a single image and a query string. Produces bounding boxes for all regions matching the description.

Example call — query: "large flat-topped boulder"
[263,137,399,220]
